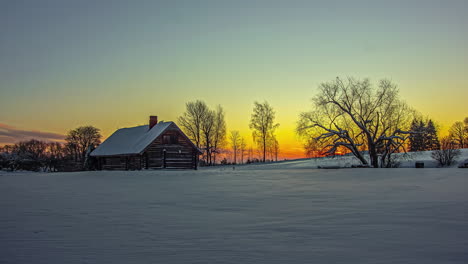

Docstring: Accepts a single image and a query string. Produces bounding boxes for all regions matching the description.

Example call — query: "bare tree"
[239,137,246,164]
[272,136,279,162]
[44,142,66,171]
[201,109,216,165]
[65,126,101,164]
[250,101,280,162]
[4,139,49,171]
[247,145,253,163]
[212,105,226,164]
[431,137,461,167]
[16,139,48,161]
[178,100,210,148]
[266,135,279,162]
[179,101,227,166]
[229,131,241,164]
[449,121,467,148]
[297,77,413,168]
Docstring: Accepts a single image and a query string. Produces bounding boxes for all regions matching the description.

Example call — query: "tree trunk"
[368,143,379,168]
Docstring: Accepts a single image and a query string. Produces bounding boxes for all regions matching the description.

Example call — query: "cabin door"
[162,149,167,168]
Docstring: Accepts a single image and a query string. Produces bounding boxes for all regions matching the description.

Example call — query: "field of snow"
[265,149,468,169]
[1,163,467,263]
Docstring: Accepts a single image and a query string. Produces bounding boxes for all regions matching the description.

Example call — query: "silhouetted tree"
[297,77,413,168]
[431,137,461,166]
[409,119,425,152]
[265,134,279,162]
[449,121,467,148]
[44,142,66,171]
[230,130,241,164]
[409,119,440,151]
[200,108,215,165]
[424,120,440,150]
[247,145,253,163]
[239,137,246,164]
[250,101,279,162]
[1,140,51,171]
[178,100,208,148]
[272,136,279,162]
[65,126,101,165]
[179,100,226,166]
[212,105,226,164]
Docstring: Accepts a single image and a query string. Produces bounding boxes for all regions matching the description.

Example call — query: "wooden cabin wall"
[144,128,198,169]
[100,157,124,170]
[100,155,142,170]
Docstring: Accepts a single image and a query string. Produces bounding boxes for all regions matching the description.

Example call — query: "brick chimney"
[149,116,158,129]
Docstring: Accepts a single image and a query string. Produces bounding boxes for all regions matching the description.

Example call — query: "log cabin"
[90,116,202,170]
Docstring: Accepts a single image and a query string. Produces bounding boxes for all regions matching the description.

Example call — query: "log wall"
[100,155,142,170]
[143,128,198,169]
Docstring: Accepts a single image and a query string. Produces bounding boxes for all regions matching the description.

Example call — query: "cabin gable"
[142,125,198,169]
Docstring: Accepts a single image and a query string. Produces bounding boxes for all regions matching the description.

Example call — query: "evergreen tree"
[424,120,440,150]
[409,119,425,152]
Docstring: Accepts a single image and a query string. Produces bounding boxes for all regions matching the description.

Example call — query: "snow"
[90,122,172,156]
[1,164,467,263]
[264,149,468,169]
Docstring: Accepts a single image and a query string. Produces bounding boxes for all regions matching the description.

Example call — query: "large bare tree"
[250,101,279,162]
[297,77,413,168]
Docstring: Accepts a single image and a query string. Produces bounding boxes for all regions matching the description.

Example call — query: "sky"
[1,0,467,159]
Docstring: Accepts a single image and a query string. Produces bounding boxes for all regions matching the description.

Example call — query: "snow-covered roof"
[90,122,173,156]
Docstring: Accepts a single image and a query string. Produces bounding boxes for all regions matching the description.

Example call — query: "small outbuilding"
[91,116,202,170]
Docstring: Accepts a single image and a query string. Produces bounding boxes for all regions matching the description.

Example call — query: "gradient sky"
[1,0,467,158]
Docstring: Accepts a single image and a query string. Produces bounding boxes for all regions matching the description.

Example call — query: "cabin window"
[163,135,178,144]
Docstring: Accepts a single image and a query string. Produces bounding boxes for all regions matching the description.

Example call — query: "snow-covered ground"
[264,149,468,169]
[1,164,467,263]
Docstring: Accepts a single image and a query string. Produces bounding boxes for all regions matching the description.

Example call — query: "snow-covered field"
[1,164,467,263]
[265,149,468,169]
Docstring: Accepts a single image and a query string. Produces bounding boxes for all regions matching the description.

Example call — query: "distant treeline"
[0,126,101,172]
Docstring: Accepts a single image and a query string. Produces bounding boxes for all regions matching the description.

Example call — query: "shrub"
[431,137,461,167]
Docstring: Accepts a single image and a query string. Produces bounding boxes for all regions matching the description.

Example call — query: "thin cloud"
[0,123,65,145]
